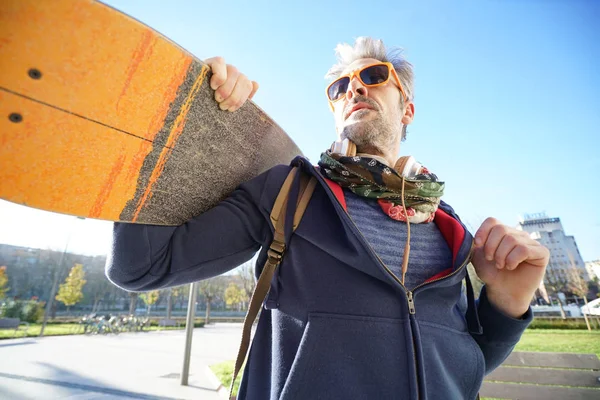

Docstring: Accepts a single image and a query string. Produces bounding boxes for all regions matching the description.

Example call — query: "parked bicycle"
[80,313,148,335]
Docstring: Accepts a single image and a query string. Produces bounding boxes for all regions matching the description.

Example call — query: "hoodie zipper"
[326,191,423,399]
[308,166,423,397]
[306,162,475,400]
[407,291,416,314]
[308,162,475,307]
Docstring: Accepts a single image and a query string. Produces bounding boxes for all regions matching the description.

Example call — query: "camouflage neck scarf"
[318,151,445,223]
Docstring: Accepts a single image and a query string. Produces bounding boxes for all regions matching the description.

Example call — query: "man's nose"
[346,76,368,100]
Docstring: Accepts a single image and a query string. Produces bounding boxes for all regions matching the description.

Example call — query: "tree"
[544,267,569,319]
[237,260,256,309]
[161,286,181,319]
[174,285,189,311]
[140,290,160,316]
[103,284,121,311]
[55,263,87,313]
[199,277,228,324]
[566,267,592,330]
[566,253,592,330]
[589,278,600,299]
[199,279,217,324]
[0,266,8,300]
[87,275,113,313]
[225,283,247,311]
[128,292,138,315]
[81,256,112,313]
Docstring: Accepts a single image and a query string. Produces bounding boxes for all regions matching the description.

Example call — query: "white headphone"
[330,138,425,178]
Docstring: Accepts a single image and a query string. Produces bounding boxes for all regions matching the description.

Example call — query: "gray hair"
[326,37,414,139]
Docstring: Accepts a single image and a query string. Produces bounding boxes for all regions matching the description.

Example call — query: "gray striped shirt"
[344,189,453,290]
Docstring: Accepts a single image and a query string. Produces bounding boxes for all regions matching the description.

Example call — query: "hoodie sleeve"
[472,285,533,375]
[105,166,289,292]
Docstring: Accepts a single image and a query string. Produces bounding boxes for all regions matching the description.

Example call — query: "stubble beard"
[341,112,402,157]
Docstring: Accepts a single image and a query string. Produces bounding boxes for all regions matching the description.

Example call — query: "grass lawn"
[0,322,198,339]
[515,329,600,357]
[0,323,82,339]
[210,360,243,398]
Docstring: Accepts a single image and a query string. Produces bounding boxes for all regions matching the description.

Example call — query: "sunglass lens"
[328,77,349,101]
[360,64,389,85]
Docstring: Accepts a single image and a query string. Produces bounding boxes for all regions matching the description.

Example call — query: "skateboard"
[0,0,302,225]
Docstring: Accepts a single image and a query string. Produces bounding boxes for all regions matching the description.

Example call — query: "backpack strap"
[229,166,316,399]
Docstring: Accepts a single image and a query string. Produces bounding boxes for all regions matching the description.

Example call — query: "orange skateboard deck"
[0,0,302,225]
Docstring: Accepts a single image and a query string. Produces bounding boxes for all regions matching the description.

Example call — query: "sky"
[1,0,599,261]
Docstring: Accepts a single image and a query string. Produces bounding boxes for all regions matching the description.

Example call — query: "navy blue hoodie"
[106,156,532,399]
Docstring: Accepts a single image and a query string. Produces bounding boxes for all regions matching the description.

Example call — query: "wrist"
[485,288,530,319]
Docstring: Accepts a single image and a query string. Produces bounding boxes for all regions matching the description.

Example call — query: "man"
[107,37,549,399]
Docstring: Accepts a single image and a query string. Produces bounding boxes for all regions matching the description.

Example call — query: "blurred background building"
[517,213,590,282]
[586,260,600,281]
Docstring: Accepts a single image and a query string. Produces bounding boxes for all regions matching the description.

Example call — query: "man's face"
[332,58,411,157]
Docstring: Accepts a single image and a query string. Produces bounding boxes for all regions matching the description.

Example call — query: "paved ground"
[0,323,244,400]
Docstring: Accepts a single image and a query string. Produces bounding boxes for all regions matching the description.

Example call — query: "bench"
[157,318,180,330]
[480,351,600,399]
[0,318,29,338]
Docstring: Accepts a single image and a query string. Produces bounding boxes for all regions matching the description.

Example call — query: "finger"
[221,76,253,112]
[471,246,492,275]
[506,243,550,269]
[204,57,227,90]
[483,224,508,264]
[248,81,259,100]
[494,234,520,269]
[474,217,500,248]
[505,245,530,271]
[215,65,240,105]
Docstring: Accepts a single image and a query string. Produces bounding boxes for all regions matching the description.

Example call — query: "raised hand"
[472,217,550,318]
[204,56,259,112]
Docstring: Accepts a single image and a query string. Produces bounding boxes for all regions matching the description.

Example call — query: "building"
[517,213,589,282]
[586,260,600,281]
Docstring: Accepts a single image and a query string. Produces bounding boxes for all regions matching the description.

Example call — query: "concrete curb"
[204,366,229,399]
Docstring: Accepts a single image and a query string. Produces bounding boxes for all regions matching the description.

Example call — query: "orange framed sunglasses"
[326,62,407,110]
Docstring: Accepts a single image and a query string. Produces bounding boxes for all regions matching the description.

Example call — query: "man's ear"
[401,102,415,125]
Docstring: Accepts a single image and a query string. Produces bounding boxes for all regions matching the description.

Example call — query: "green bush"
[0,300,45,323]
[528,318,594,330]
[1,301,22,319]
[22,301,45,323]
[48,319,80,324]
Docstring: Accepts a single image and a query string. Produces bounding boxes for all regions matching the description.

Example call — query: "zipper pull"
[407,291,416,315]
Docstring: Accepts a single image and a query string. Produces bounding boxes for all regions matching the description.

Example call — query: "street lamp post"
[39,216,83,337]
[181,281,199,385]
